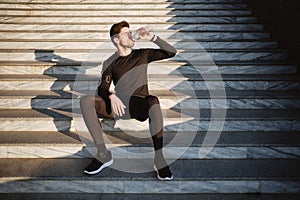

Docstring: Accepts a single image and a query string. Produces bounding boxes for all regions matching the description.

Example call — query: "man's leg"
[144,96,167,167]
[80,95,113,174]
[129,95,173,180]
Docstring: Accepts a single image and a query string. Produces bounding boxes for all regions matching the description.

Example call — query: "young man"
[80,21,177,180]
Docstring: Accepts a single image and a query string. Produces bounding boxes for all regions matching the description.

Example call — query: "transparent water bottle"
[133,32,141,41]
[133,26,151,41]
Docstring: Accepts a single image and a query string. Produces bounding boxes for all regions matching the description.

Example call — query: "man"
[80,21,177,180]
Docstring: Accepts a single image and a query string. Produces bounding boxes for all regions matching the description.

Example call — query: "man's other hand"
[109,94,126,116]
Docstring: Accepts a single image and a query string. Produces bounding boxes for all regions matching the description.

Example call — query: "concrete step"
[2,24,264,32]
[2,89,300,99]
[2,108,300,120]
[0,16,259,24]
[0,31,271,40]
[1,91,300,109]
[4,97,300,110]
[3,74,299,81]
[1,194,300,200]
[0,50,287,62]
[0,41,279,50]
[1,131,300,147]
[154,89,300,99]
[1,144,300,159]
[4,158,299,180]
[0,158,299,193]
[1,0,245,3]
[0,9,252,17]
[0,109,299,132]
[1,130,300,159]
[0,74,298,91]
[0,3,249,10]
[0,61,297,75]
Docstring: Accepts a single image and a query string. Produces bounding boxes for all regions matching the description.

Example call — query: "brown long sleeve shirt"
[98,36,177,114]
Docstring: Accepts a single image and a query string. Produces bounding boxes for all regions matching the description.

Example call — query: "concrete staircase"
[0,0,300,199]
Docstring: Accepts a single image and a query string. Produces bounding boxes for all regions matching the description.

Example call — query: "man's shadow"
[31,49,99,139]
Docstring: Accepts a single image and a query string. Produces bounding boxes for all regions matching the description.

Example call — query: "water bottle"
[133,26,151,41]
[133,32,141,41]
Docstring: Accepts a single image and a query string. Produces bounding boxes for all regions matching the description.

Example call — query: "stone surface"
[1,194,300,200]
[0,31,271,40]
[0,3,249,10]
[0,158,300,193]
[0,0,299,196]
[1,146,299,159]
[1,158,300,179]
[0,41,279,50]
[0,51,287,62]
[1,78,298,91]
[0,10,253,17]
[1,0,244,3]
[0,16,258,24]
[0,62,297,75]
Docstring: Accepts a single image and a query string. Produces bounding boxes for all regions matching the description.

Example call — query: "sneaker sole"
[153,164,173,181]
[84,159,113,175]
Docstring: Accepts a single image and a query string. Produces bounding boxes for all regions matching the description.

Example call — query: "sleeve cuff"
[150,35,158,42]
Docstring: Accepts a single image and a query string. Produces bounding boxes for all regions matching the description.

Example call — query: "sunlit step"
[0,41,278,50]
[0,31,271,40]
[0,9,252,17]
[0,16,257,24]
[0,3,248,10]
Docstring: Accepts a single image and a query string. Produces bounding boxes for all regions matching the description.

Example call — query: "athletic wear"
[84,151,113,175]
[98,36,176,115]
[80,36,176,179]
[154,164,173,181]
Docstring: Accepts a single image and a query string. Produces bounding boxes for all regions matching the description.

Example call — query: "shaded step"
[0,159,299,193]
[0,74,298,91]
[0,16,258,24]
[0,10,252,17]
[1,158,300,180]
[1,194,300,200]
[0,60,296,75]
[1,92,300,109]
[1,118,295,132]
[0,109,299,132]
[0,61,297,75]
[141,62,297,75]
[1,144,300,159]
[24,98,300,109]
[2,89,300,99]
[0,130,300,159]
[0,31,271,40]
[0,41,279,50]
[155,89,300,99]
[0,97,295,109]
[1,108,300,120]
[0,0,245,3]
[1,131,300,147]
[0,50,287,62]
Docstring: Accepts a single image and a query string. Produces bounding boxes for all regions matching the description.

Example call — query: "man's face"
[117,27,135,48]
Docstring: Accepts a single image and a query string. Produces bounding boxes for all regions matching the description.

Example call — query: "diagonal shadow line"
[31,49,97,140]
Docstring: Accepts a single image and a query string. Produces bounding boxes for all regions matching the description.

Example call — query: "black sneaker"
[153,164,173,181]
[84,152,113,175]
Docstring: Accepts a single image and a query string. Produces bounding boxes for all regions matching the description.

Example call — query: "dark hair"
[110,20,130,46]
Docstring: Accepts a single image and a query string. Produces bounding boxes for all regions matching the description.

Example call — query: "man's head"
[110,20,135,48]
